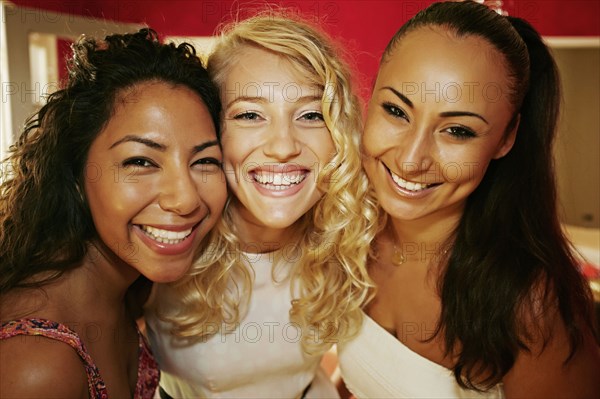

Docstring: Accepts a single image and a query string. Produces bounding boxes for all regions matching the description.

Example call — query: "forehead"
[112,81,210,116]
[97,82,215,143]
[224,46,320,92]
[378,27,512,103]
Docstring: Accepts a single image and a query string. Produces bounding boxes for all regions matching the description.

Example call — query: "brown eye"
[445,126,477,139]
[122,157,156,168]
[194,157,222,167]
[298,111,324,121]
[234,111,261,120]
[382,102,409,121]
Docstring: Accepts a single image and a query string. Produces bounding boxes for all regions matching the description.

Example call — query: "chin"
[381,202,425,222]
[261,217,300,230]
[150,272,187,284]
[142,265,189,284]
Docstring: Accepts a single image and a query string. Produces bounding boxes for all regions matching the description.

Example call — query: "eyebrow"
[110,135,219,154]
[382,86,414,108]
[297,95,323,103]
[382,86,488,124]
[226,94,323,109]
[192,140,220,154]
[440,111,488,124]
[110,135,165,150]
[226,96,267,109]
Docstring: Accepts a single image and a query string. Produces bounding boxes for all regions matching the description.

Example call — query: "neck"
[62,241,141,324]
[1,242,138,325]
[84,240,141,299]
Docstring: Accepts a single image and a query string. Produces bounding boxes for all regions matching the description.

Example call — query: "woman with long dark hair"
[338,1,600,397]
[0,29,226,398]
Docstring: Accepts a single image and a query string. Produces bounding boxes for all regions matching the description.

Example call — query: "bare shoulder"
[0,335,89,399]
[502,303,600,399]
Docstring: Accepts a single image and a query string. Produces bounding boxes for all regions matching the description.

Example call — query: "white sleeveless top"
[145,252,339,398]
[337,312,504,398]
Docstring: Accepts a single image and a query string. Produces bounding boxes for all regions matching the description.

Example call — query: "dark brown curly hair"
[0,28,221,293]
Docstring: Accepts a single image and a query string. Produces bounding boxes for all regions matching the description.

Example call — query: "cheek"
[85,182,124,251]
[362,120,389,157]
[221,151,241,187]
[436,140,501,182]
[222,158,244,188]
[85,166,150,223]
[85,173,116,220]
[203,172,228,211]
[362,156,380,182]
[462,161,492,190]
[310,131,336,164]
[221,136,254,172]
[315,147,335,168]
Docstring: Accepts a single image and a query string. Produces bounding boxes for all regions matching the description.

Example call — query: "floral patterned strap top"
[0,318,159,399]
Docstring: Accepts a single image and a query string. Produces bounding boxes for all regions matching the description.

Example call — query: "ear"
[493,113,519,159]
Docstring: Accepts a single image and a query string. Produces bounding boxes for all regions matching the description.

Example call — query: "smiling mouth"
[251,170,308,191]
[139,225,193,245]
[384,164,441,192]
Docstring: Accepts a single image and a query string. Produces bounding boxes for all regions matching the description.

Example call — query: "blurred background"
[1,0,598,276]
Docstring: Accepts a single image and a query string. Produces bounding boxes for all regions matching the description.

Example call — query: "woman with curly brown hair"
[0,29,226,398]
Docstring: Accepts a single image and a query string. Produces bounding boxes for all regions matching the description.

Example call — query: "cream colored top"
[146,252,339,398]
[337,312,504,398]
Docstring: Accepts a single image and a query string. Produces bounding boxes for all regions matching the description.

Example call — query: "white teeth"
[390,170,432,192]
[253,171,306,190]
[141,225,192,244]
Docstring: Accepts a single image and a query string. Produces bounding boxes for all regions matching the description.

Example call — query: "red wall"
[10,0,600,94]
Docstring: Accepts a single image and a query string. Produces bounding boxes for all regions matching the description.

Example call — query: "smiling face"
[220,46,335,240]
[84,81,227,283]
[363,27,517,225]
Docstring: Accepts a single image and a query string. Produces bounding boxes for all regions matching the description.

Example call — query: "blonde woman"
[144,13,378,398]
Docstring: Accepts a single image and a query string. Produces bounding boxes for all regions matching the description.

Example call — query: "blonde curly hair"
[152,13,379,356]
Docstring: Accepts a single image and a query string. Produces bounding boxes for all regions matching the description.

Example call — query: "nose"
[158,170,202,216]
[396,127,435,176]
[262,120,301,161]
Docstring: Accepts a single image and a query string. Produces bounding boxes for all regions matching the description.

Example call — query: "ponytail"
[389,2,597,391]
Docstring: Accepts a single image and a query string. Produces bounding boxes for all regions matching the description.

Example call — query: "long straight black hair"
[383,0,596,390]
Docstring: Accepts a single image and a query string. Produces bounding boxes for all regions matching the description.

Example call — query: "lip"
[382,161,441,199]
[251,172,310,197]
[139,222,198,232]
[248,163,311,198]
[249,164,308,174]
[132,221,202,256]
